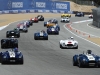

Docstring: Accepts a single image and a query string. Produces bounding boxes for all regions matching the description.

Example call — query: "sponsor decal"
[36,2,46,8]
[12,2,23,8]
[56,3,67,9]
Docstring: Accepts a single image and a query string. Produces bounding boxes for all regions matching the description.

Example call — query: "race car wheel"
[34,36,38,40]
[60,44,63,49]
[57,32,59,35]
[73,59,77,66]
[1,59,6,64]
[6,34,9,38]
[25,30,28,33]
[45,37,48,40]
[75,46,78,49]
[78,60,83,68]
[42,18,44,21]
[17,34,20,38]
[20,59,24,64]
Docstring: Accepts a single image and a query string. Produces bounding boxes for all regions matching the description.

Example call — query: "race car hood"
[85,54,95,61]
[47,23,55,25]
[60,40,77,45]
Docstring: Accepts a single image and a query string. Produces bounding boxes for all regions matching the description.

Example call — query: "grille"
[88,60,96,63]
[9,58,16,60]
[67,44,73,46]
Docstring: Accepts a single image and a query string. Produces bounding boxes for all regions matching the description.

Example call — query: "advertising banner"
[0,0,71,13]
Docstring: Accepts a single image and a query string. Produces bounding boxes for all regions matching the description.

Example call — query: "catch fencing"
[0,0,73,14]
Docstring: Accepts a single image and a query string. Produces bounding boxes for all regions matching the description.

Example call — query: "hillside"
[64,1,96,12]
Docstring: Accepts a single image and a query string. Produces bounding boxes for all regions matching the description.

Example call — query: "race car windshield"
[87,50,92,54]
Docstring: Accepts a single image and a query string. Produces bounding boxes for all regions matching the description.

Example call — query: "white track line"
[70,20,100,38]
[87,23,100,30]
[63,24,100,47]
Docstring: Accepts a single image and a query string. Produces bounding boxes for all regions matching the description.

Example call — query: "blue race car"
[34,30,48,40]
[47,26,59,35]
[75,12,84,17]
[53,24,60,31]
[1,38,18,49]
[0,48,24,64]
[73,50,100,68]
[44,19,52,27]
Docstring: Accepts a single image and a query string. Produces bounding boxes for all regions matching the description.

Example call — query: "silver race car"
[61,17,70,23]
[59,37,78,49]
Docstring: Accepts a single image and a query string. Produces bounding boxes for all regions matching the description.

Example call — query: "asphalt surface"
[0,16,100,75]
[72,20,100,37]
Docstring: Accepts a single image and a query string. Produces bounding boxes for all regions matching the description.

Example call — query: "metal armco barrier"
[0,0,73,14]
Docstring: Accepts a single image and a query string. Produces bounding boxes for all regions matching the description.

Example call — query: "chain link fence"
[92,7,100,28]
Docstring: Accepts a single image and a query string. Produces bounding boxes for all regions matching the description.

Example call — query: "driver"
[70,37,74,40]
[13,47,18,52]
[87,50,92,54]
[41,30,45,33]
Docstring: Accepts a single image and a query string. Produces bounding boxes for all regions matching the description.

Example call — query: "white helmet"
[70,37,74,40]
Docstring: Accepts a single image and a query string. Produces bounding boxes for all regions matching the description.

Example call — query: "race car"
[59,37,78,49]
[52,24,60,31]
[44,19,58,27]
[46,23,56,28]
[61,13,71,18]
[88,14,93,18]
[61,17,70,23]
[1,38,18,49]
[34,30,48,40]
[73,50,100,68]
[75,12,84,17]
[0,48,23,64]
[37,15,44,21]
[24,20,32,27]
[47,26,59,35]
[6,29,20,38]
[17,22,24,28]
[17,24,28,32]
[30,17,38,23]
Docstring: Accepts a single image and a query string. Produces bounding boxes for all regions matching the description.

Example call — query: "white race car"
[59,37,78,49]
[61,17,70,23]
[88,14,93,18]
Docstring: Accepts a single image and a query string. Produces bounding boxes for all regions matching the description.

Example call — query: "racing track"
[0,16,100,75]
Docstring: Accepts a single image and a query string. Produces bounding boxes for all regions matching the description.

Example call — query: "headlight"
[98,58,100,61]
[63,43,65,45]
[74,43,77,46]
[3,55,6,58]
[19,55,22,58]
[83,59,85,61]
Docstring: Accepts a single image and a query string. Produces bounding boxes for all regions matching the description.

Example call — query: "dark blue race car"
[52,24,60,31]
[34,30,48,40]
[75,12,84,17]
[47,26,59,35]
[24,20,33,27]
[73,50,100,68]
[0,48,23,64]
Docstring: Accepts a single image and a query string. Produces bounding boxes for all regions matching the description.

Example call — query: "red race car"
[17,22,24,28]
[30,17,38,23]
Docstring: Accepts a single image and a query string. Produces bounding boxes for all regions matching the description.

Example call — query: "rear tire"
[73,59,77,66]
[34,36,38,40]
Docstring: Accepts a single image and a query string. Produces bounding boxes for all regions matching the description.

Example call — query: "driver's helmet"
[87,50,92,54]
[70,37,74,40]
[13,47,18,52]
[14,28,16,30]
[41,30,45,33]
